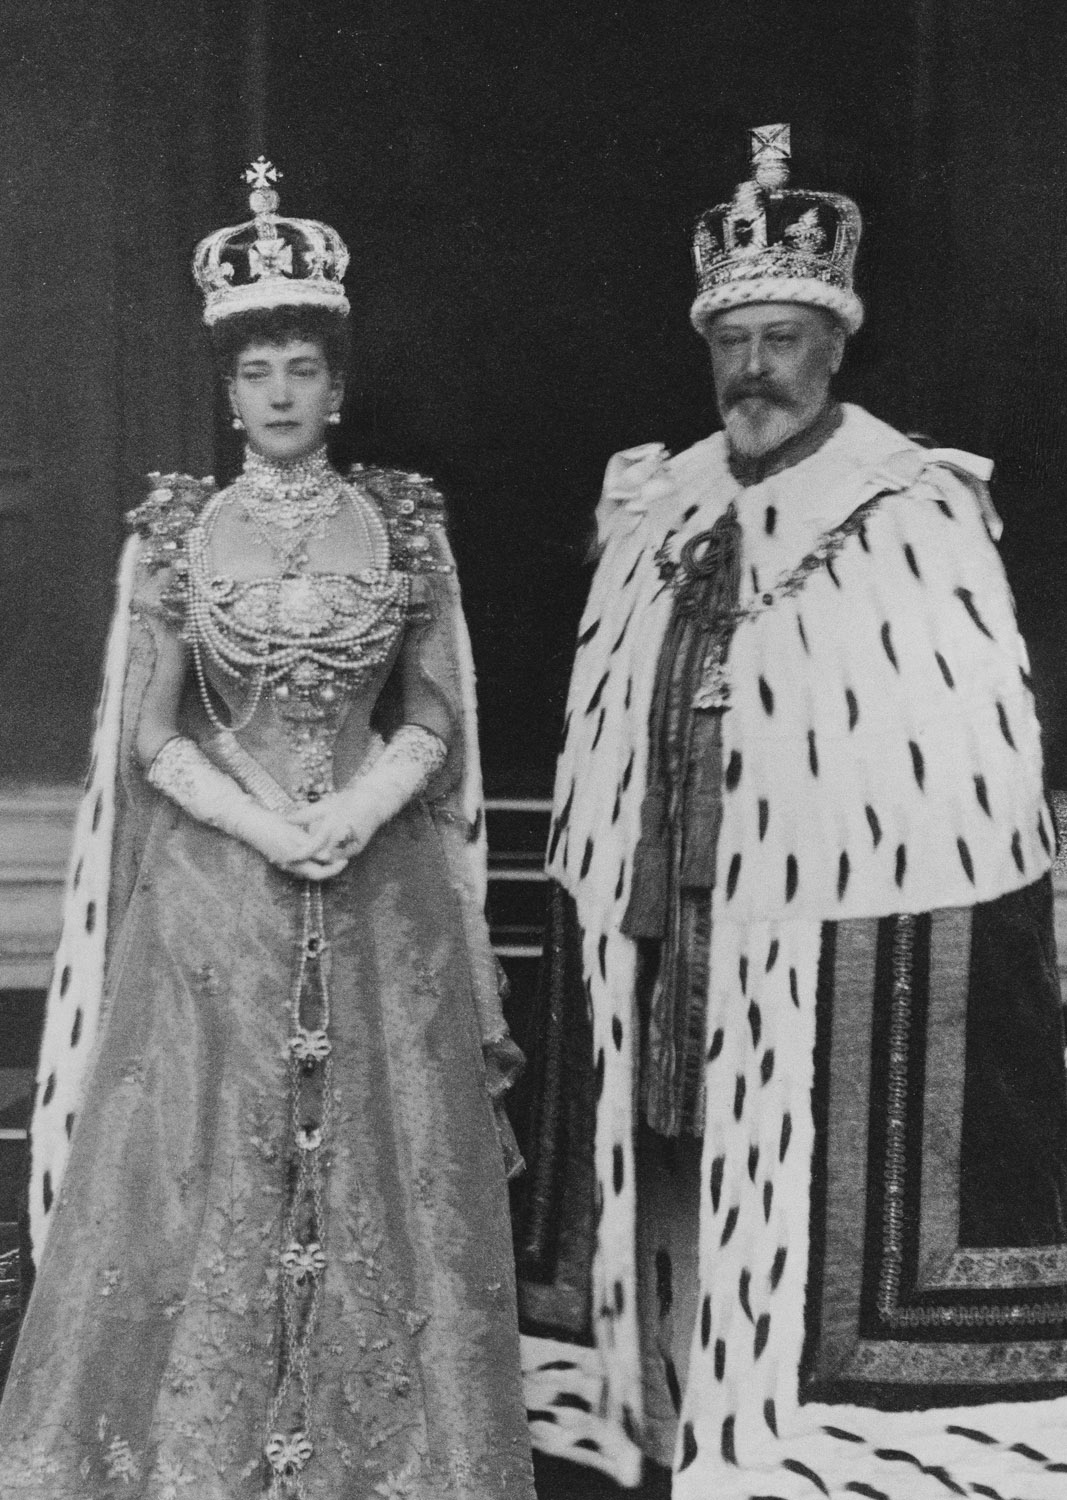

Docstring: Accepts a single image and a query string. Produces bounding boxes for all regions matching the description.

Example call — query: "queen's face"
[227,339,343,463]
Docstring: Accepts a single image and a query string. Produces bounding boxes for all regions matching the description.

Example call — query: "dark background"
[3,0,1067,794]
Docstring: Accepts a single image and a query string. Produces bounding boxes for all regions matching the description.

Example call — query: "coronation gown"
[0,457,536,1500]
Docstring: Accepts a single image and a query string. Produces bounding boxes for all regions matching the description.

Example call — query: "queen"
[0,159,535,1500]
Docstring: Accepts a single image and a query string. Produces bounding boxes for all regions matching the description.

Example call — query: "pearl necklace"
[234,446,355,576]
[185,479,407,736]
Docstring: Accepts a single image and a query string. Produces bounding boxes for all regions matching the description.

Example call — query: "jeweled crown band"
[690,124,864,336]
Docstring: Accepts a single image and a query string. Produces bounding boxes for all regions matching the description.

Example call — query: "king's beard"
[721,397,809,459]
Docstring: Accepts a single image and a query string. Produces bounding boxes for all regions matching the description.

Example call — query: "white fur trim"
[690,276,864,335]
[522,1335,643,1486]
[536,406,1062,1489]
[203,278,350,325]
[29,537,138,1259]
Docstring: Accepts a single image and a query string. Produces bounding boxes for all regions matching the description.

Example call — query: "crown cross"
[244,157,281,191]
[750,123,791,190]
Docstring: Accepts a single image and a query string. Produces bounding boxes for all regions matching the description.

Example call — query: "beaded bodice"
[186,454,410,798]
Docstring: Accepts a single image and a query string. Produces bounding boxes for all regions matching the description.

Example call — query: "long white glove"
[146,736,344,878]
[289,724,448,860]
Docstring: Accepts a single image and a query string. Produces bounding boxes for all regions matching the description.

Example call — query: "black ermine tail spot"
[721,1416,737,1465]
[909,740,925,790]
[881,621,899,670]
[1011,829,1024,874]
[726,852,742,899]
[808,729,819,777]
[766,937,779,971]
[997,700,1017,750]
[708,1028,724,1062]
[789,968,799,1006]
[957,837,975,884]
[780,1112,792,1161]
[586,671,609,714]
[680,1423,698,1471]
[866,804,882,847]
[612,1144,624,1193]
[701,1295,711,1348]
[738,1269,752,1321]
[895,843,907,887]
[956,586,994,639]
[936,651,955,689]
[725,749,743,790]
[770,1246,787,1289]
[974,774,991,816]
[710,1154,724,1210]
[759,676,775,715]
[758,798,769,840]
[714,1337,725,1380]
[577,618,600,647]
[733,1075,746,1120]
[837,850,850,899]
[846,688,859,730]
[1039,811,1052,855]
[764,1399,778,1436]
[580,838,594,878]
[785,854,798,902]
[754,1313,771,1359]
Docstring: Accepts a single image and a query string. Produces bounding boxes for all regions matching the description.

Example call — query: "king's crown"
[690,125,863,337]
[193,159,350,326]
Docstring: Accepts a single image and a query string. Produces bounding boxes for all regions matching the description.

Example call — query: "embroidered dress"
[517,405,1067,1498]
[0,456,535,1500]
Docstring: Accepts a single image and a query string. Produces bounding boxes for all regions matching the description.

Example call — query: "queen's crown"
[690,125,863,336]
[193,159,350,325]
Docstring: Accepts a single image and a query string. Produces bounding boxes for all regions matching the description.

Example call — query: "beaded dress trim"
[185,453,423,1494]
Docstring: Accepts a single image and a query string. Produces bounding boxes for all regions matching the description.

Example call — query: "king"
[519,125,1067,1499]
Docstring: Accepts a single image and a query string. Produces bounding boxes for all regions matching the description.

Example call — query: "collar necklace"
[726,400,844,487]
[236,445,345,533]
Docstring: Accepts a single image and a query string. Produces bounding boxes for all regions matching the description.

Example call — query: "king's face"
[706,303,844,459]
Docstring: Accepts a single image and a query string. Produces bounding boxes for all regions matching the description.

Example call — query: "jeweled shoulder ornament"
[192,157,351,325]
[690,123,863,336]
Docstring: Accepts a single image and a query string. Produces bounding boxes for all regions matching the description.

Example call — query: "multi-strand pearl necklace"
[234,447,348,576]
[185,449,409,736]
